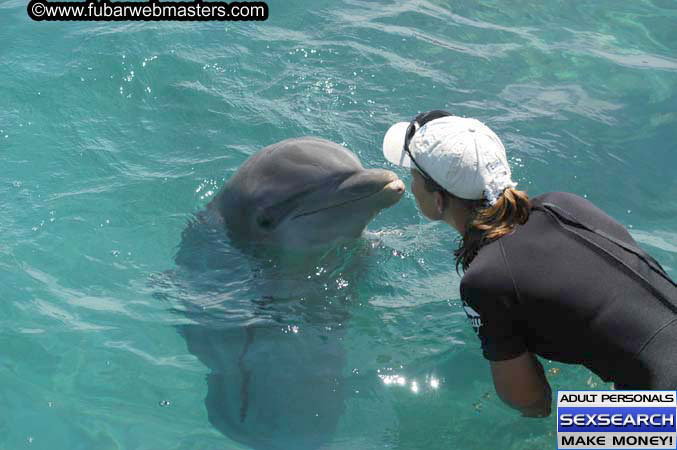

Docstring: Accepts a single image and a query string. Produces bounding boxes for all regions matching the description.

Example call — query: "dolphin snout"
[336,169,390,196]
[379,176,405,207]
[347,168,404,207]
[385,178,405,195]
[371,169,405,196]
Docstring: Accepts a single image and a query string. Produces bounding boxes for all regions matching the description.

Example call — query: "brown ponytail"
[418,172,530,272]
[454,187,531,272]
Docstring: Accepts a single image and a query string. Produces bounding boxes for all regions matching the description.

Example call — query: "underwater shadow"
[158,211,374,449]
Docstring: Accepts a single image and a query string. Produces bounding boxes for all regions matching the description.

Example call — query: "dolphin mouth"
[291,179,403,220]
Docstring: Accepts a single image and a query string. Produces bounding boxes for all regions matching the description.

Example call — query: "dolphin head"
[211,137,404,249]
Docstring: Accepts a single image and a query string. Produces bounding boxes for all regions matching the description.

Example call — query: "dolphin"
[205,136,405,250]
[171,137,404,449]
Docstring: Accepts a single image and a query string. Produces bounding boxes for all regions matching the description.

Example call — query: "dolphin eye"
[256,215,274,229]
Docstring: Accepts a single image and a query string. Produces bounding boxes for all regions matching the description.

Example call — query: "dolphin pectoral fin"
[205,372,241,438]
[238,325,256,423]
[180,323,251,431]
[200,324,349,449]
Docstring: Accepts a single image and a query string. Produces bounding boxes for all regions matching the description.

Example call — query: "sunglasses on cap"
[403,110,452,185]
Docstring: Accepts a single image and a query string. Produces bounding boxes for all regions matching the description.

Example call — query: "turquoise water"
[2,0,677,448]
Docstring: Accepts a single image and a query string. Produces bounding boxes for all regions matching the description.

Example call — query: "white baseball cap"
[382,112,517,205]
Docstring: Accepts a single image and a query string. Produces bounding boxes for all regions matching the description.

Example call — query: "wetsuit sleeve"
[460,258,527,361]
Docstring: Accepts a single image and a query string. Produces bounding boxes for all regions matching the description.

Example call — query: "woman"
[382,110,677,417]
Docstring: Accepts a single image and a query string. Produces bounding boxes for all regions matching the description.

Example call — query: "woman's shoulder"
[460,238,513,297]
[462,192,605,294]
[529,191,635,243]
[531,191,591,208]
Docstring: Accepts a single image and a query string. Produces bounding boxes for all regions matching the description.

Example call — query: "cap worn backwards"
[383,114,516,205]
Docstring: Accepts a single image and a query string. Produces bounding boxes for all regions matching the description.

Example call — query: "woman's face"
[409,168,468,233]
[410,168,440,220]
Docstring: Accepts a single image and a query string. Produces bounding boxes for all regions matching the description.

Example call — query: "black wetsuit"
[460,192,677,388]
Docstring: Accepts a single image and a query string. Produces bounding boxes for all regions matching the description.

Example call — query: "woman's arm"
[490,352,552,417]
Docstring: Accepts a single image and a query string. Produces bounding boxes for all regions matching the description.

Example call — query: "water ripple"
[499,83,623,124]
[548,30,677,71]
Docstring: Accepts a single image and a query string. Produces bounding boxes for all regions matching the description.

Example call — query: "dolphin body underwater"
[172,137,404,449]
